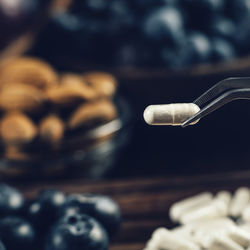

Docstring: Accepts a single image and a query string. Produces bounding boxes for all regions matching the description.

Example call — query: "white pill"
[229,187,250,217]
[191,218,235,248]
[228,226,250,247]
[179,199,227,224]
[239,223,250,234]
[169,192,213,222]
[143,103,200,126]
[208,235,244,250]
[241,204,250,222]
[216,191,232,205]
[215,191,232,215]
[149,227,201,250]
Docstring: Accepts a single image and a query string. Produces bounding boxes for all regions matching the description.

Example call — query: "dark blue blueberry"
[184,31,212,64]
[60,194,122,237]
[226,0,250,22]
[142,7,185,47]
[0,183,24,216]
[46,213,108,250]
[0,241,5,250]
[26,189,66,232]
[0,216,35,250]
[233,16,250,53]
[211,37,236,62]
[209,16,236,41]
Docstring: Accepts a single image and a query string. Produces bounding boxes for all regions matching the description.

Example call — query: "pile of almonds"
[0,57,118,161]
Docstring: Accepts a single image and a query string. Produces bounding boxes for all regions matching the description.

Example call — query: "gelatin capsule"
[143,103,200,126]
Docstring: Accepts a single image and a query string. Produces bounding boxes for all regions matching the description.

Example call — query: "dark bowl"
[0,95,132,180]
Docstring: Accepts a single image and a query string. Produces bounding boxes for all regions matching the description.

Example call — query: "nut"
[39,115,65,144]
[46,84,97,106]
[83,72,117,97]
[0,83,46,112]
[0,112,37,144]
[4,146,31,161]
[61,73,87,87]
[68,99,117,130]
[0,57,59,89]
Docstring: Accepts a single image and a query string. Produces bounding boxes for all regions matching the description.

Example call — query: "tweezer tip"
[181,116,196,127]
[181,121,190,127]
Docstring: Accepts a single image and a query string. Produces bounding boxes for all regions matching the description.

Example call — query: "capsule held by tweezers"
[143,103,200,126]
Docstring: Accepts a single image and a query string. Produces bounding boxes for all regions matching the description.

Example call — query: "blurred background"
[1,0,250,181]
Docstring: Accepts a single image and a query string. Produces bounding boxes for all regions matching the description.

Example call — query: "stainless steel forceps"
[182,77,250,127]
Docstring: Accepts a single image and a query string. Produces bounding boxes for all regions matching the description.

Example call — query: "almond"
[61,73,88,87]
[0,57,59,89]
[39,115,65,144]
[83,72,117,97]
[68,99,117,130]
[46,84,97,106]
[0,83,46,112]
[0,112,37,144]
[4,145,31,161]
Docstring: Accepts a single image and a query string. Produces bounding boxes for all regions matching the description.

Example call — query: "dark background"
[107,68,250,178]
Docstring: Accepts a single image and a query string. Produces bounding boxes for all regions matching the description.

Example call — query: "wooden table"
[13,170,250,250]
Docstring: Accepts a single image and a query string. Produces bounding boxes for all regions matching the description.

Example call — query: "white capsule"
[239,223,250,234]
[169,192,213,222]
[208,235,244,250]
[241,204,250,222]
[146,227,201,250]
[215,191,232,215]
[179,199,227,224]
[143,103,200,126]
[229,187,250,217]
[191,218,235,248]
[228,226,250,247]
[216,191,232,205]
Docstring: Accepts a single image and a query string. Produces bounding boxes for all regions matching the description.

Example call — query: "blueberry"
[184,31,212,64]
[0,183,24,216]
[0,241,5,250]
[142,7,185,47]
[26,189,66,232]
[0,216,35,250]
[226,0,250,22]
[233,16,250,53]
[60,194,122,237]
[46,213,108,250]
[209,16,236,41]
[211,37,236,62]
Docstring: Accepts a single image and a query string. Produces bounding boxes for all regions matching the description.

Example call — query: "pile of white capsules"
[144,187,250,250]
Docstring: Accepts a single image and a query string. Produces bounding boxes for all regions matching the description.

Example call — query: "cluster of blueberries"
[0,183,121,250]
[32,0,250,68]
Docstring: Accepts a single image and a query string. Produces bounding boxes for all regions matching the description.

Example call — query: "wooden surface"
[11,169,250,250]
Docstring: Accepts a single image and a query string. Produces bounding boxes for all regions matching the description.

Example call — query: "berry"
[0,216,35,250]
[210,17,236,41]
[26,189,66,232]
[46,213,108,250]
[0,183,24,216]
[60,194,122,236]
[185,31,212,64]
[142,7,184,47]
[211,37,236,62]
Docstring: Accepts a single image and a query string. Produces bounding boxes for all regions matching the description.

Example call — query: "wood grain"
[12,169,250,249]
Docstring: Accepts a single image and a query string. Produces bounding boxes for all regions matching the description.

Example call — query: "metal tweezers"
[182,77,250,127]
